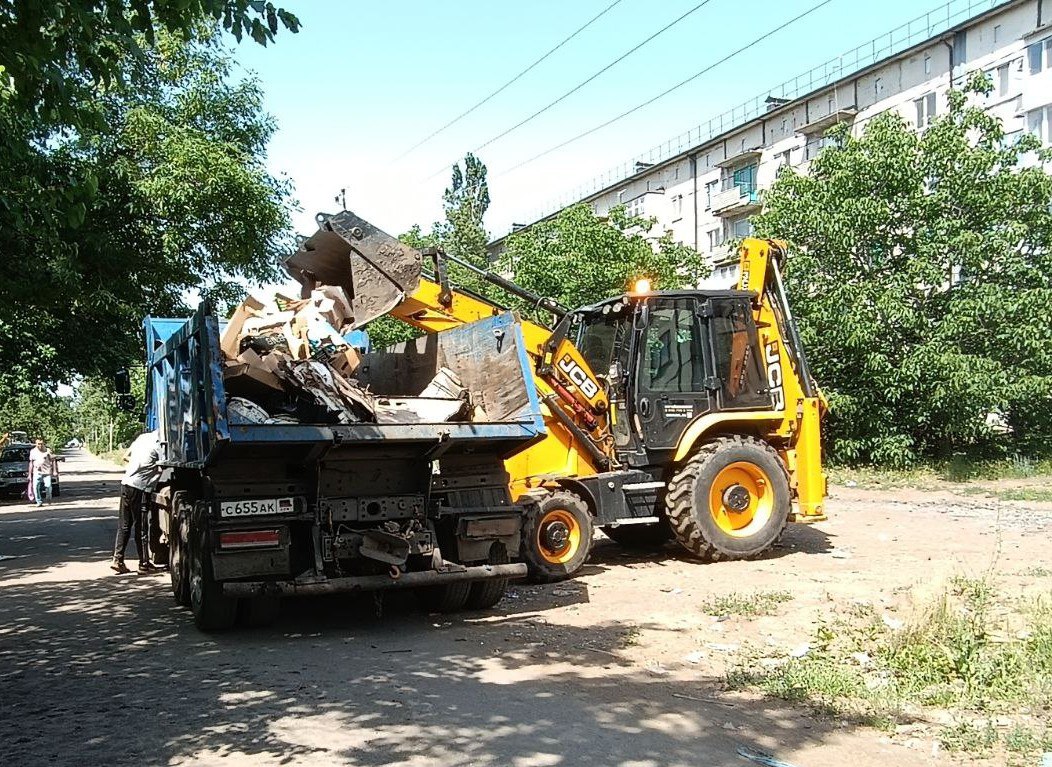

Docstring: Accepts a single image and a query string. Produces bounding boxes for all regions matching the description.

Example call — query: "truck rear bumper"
[221,562,527,597]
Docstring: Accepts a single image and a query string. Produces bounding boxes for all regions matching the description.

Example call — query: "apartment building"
[491,0,1052,286]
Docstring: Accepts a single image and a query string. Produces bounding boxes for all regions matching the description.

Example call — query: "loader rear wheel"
[188,510,238,632]
[523,491,593,583]
[602,518,673,549]
[666,436,790,562]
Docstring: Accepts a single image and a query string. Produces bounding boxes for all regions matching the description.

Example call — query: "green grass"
[92,448,125,466]
[701,590,794,618]
[728,578,1052,759]
[828,455,1052,489]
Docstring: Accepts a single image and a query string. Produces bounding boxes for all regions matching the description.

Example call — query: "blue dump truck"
[139,302,545,630]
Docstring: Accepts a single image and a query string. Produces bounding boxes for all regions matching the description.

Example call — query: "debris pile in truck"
[218,287,473,426]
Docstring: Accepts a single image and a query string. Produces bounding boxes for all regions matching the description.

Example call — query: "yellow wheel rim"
[707,461,774,538]
[536,509,581,565]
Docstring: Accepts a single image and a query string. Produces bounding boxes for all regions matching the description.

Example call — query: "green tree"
[753,72,1052,466]
[0,0,299,126]
[1,29,294,391]
[440,152,490,265]
[0,390,76,449]
[498,203,708,314]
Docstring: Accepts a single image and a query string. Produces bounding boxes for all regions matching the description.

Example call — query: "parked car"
[0,444,31,499]
[0,443,62,500]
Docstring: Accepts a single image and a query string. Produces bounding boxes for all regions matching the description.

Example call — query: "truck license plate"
[219,498,294,518]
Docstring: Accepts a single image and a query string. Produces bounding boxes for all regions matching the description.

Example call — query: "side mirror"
[633,302,650,331]
[117,394,137,413]
[115,368,131,395]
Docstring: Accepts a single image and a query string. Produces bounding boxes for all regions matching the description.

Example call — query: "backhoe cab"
[286,211,826,582]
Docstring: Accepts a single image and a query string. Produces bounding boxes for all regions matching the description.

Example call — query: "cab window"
[640,301,704,392]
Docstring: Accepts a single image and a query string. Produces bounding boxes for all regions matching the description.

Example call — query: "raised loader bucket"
[284,210,424,330]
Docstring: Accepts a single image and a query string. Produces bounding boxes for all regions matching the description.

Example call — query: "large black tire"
[466,545,510,610]
[419,581,472,613]
[522,490,593,583]
[188,509,238,631]
[602,518,673,549]
[169,494,190,607]
[239,596,281,627]
[666,436,790,562]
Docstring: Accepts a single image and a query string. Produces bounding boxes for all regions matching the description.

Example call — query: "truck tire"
[420,581,472,613]
[466,545,510,610]
[666,436,790,562]
[169,495,190,607]
[239,596,280,627]
[188,510,238,631]
[602,518,673,549]
[523,490,593,583]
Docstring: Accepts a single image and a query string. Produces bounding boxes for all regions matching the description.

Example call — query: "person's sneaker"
[137,562,160,574]
[110,559,130,574]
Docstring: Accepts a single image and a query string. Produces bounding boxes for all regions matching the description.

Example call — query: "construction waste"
[219,286,472,426]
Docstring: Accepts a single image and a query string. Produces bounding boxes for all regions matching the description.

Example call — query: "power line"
[497,0,837,177]
[392,0,626,163]
[426,0,719,180]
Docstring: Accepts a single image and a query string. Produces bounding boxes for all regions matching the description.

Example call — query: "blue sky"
[233,0,976,240]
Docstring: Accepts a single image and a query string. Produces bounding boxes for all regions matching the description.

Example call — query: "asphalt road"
[0,449,929,767]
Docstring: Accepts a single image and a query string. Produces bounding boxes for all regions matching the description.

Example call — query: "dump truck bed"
[145,307,545,465]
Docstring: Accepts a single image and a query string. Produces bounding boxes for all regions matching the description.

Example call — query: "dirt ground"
[0,450,1048,767]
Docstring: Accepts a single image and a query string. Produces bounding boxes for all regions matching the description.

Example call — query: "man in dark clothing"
[112,430,163,574]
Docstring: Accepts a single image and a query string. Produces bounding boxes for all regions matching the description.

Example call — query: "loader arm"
[736,238,827,520]
[285,211,615,477]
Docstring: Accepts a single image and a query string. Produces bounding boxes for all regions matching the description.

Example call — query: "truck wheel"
[239,596,280,627]
[666,436,790,562]
[602,518,673,549]
[169,499,190,607]
[420,581,472,613]
[466,545,511,610]
[188,511,238,631]
[523,491,593,583]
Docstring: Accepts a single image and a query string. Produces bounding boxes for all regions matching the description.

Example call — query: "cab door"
[633,298,713,450]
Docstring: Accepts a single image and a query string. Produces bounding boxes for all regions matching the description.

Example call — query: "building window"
[924,54,931,75]
[914,92,937,127]
[706,228,724,252]
[827,95,835,113]
[617,188,628,203]
[728,217,753,239]
[996,63,1010,96]
[1027,106,1052,143]
[777,149,792,168]
[671,194,683,218]
[805,133,836,160]
[994,24,1002,43]
[625,195,646,219]
[874,77,883,99]
[722,163,757,194]
[781,118,787,134]
[1028,37,1052,75]
[704,179,718,210]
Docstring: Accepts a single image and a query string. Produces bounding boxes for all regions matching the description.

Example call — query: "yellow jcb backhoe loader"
[285,210,827,582]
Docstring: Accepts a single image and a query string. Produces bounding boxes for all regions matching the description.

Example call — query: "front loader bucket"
[284,210,423,329]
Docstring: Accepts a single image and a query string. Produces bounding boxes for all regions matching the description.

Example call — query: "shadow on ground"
[0,454,864,767]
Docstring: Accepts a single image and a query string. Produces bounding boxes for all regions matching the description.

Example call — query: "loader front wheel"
[523,491,593,583]
[666,436,790,562]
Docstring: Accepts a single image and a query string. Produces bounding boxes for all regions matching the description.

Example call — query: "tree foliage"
[0,390,75,449]
[0,0,299,126]
[497,203,708,314]
[440,152,490,265]
[753,72,1052,466]
[1,29,295,391]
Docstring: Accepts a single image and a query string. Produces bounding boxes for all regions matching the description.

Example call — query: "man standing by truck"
[111,430,163,574]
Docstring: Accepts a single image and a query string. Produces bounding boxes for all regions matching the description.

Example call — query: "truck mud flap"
[221,562,526,597]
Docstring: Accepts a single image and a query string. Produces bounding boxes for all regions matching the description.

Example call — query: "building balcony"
[710,183,760,215]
